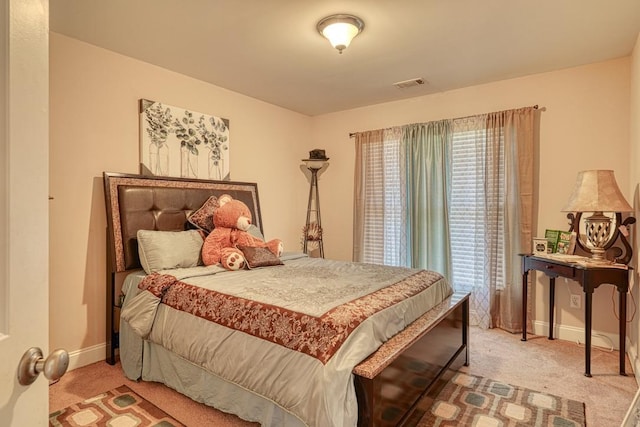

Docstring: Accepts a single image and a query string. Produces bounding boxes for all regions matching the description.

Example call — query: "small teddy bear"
[201,194,283,270]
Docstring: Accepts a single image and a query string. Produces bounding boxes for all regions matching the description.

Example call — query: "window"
[449,122,505,292]
[359,120,506,292]
[359,129,406,266]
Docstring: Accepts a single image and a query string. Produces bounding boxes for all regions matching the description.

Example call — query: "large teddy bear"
[201,194,283,270]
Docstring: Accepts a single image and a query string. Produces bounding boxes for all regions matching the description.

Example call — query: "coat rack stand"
[303,166,325,258]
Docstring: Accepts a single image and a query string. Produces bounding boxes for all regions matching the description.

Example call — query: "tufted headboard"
[102,172,263,363]
[104,172,263,273]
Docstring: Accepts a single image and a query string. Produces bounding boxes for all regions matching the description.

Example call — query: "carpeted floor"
[49,327,638,426]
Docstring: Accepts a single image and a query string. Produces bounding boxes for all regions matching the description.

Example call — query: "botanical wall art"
[139,99,230,180]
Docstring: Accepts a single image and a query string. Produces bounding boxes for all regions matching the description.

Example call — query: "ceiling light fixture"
[317,14,364,54]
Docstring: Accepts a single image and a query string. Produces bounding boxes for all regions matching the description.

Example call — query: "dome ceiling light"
[316,14,365,54]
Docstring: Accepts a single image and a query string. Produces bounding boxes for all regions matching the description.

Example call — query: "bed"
[103,172,470,427]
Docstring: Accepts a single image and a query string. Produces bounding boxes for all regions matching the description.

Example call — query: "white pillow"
[137,230,204,274]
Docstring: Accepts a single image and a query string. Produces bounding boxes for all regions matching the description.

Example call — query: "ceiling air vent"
[393,78,425,89]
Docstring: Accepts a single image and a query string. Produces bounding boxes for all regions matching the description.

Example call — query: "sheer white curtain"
[353,127,406,265]
[448,108,535,330]
[449,115,495,327]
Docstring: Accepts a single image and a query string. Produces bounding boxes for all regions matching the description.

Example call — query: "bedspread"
[121,255,452,426]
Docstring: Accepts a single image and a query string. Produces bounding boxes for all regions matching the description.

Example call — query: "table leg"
[620,290,627,376]
[549,277,555,340]
[521,270,528,341]
[585,291,592,377]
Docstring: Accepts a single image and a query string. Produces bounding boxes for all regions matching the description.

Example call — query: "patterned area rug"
[418,372,586,426]
[49,385,184,427]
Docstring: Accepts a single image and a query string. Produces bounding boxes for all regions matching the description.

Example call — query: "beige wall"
[50,31,637,364]
[312,58,632,344]
[49,33,310,362]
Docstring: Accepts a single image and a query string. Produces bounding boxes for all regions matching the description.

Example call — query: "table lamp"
[562,170,632,261]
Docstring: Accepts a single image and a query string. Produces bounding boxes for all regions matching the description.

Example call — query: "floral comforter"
[121,254,452,426]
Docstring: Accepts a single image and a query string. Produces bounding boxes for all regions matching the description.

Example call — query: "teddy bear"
[201,194,283,270]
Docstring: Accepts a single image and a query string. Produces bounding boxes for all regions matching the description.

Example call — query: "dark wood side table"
[521,254,628,377]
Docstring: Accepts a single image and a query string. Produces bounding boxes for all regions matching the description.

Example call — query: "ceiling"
[50,0,640,116]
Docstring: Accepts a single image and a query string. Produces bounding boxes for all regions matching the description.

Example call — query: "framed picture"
[139,99,230,180]
[532,237,549,255]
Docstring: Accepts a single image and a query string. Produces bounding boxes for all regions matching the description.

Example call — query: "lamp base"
[585,248,613,263]
[584,211,613,262]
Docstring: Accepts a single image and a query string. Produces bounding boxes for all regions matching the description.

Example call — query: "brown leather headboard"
[103,172,263,273]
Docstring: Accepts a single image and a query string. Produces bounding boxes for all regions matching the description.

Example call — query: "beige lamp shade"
[562,170,632,213]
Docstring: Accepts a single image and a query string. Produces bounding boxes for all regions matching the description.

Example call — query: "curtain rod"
[348,104,543,138]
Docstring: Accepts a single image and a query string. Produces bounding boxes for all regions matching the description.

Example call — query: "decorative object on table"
[556,230,577,254]
[562,170,634,262]
[417,372,585,427]
[139,99,230,180]
[544,229,562,253]
[316,14,364,54]
[302,149,329,258]
[532,237,549,254]
[49,385,184,426]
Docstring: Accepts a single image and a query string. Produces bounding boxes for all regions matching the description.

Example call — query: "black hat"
[303,149,329,161]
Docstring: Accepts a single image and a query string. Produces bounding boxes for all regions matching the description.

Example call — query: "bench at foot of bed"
[354,292,470,427]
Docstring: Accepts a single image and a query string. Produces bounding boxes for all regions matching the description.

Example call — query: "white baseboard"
[532,320,620,350]
[626,336,640,383]
[66,342,107,371]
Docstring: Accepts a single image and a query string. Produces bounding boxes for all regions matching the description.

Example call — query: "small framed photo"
[532,238,549,255]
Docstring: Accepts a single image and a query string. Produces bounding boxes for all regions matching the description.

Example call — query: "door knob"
[17,347,69,386]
